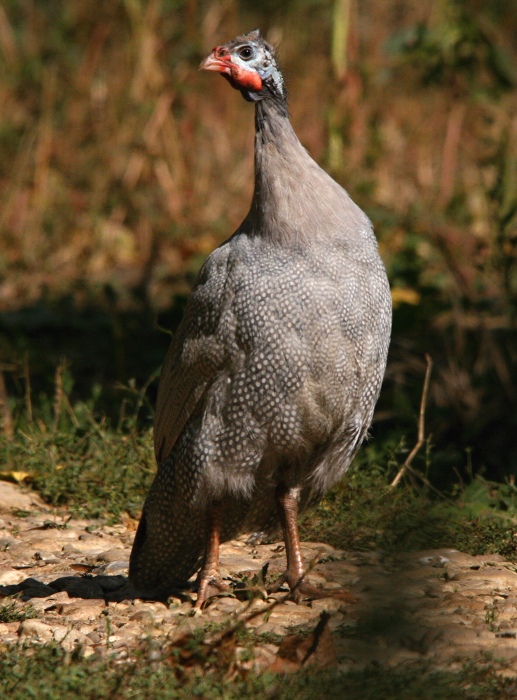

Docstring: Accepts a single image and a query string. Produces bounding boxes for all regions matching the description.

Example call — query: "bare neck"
[245,96,370,246]
[248,98,305,234]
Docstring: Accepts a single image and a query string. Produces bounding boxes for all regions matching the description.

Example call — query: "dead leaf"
[70,564,95,573]
[122,514,140,531]
[269,612,337,673]
[164,627,238,678]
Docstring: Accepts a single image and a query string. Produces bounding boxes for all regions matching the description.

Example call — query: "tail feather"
[129,471,253,598]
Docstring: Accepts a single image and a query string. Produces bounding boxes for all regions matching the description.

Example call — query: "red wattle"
[230,65,263,91]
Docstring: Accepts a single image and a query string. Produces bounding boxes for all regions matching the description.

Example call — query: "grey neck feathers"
[245,96,371,248]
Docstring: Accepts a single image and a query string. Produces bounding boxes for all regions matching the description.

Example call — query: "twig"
[0,369,14,440]
[391,354,433,488]
[63,393,80,429]
[53,360,64,431]
[393,459,458,506]
[132,366,161,425]
[24,352,32,422]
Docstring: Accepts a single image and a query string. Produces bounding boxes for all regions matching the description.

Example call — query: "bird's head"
[200,29,285,103]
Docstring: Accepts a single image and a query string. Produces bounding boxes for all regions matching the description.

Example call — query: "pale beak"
[199,51,231,74]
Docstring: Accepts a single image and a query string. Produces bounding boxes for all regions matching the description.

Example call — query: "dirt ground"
[1,480,517,675]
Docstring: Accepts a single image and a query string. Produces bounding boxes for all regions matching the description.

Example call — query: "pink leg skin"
[194,502,230,609]
[273,483,357,604]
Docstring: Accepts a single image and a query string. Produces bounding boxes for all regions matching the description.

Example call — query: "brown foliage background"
[0,0,516,481]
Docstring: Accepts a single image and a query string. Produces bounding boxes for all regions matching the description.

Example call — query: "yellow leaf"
[391,287,421,307]
[0,470,32,484]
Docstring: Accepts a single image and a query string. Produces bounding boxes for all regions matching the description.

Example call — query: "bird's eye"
[238,46,254,60]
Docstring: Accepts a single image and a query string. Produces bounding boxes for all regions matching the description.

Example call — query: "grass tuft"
[0,600,39,623]
[0,641,515,700]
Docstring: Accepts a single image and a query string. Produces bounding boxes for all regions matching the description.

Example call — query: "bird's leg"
[194,501,230,609]
[273,482,356,604]
[274,483,305,599]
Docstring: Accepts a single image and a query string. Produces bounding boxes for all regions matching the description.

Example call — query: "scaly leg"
[194,501,230,609]
[273,482,356,603]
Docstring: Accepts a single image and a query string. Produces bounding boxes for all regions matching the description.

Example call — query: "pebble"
[0,567,26,585]
[0,482,45,511]
[1,486,517,674]
[56,600,106,620]
[93,561,129,576]
[18,619,54,642]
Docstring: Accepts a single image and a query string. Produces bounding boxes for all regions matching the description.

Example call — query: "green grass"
[1,376,155,520]
[3,420,154,520]
[0,600,39,623]
[0,643,515,699]
[3,383,517,559]
[2,387,517,697]
[300,441,517,559]
[301,468,517,558]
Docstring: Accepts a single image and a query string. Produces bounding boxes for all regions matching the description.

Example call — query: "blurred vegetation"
[1,640,516,699]
[0,0,516,491]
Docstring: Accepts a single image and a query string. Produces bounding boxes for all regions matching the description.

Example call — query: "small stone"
[449,569,517,590]
[52,625,90,651]
[18,619,54,642]
[34,553,61,563]
[56,600,105,621]
[130,610,155,623]
[21,597,52,613]
[301,542,338,554]
[209,596,243,614]
[0,483,44,512]
[163,602,192,617]
[61,544,81,555]
[62,541,104,554]
[303,573,327,585]
[327,612,346,631]
[24,534,62,551]
[96,549,126,563]
[78,533,103,542]
[86,630,102,644]
[95,561,129,575]
[108,600,138,614]
[114,622,144,638]
[5,544,34,561]
[253,643,279,669]
[310,598,344,613]
[0,567,26,585]
[254,622,290,637]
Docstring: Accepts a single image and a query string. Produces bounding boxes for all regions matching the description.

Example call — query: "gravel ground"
[1,480,517,674]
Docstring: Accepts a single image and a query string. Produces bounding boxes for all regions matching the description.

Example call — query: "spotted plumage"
[129,30,392,603]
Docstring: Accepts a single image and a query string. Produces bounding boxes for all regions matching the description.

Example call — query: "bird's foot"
[268,572,357,604]
[194,573,231,610]
[267,572,288,594]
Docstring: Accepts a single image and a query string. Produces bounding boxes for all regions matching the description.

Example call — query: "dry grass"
[0,1,513,307]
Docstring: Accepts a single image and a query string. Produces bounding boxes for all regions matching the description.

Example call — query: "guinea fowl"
[129,30,392,608]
